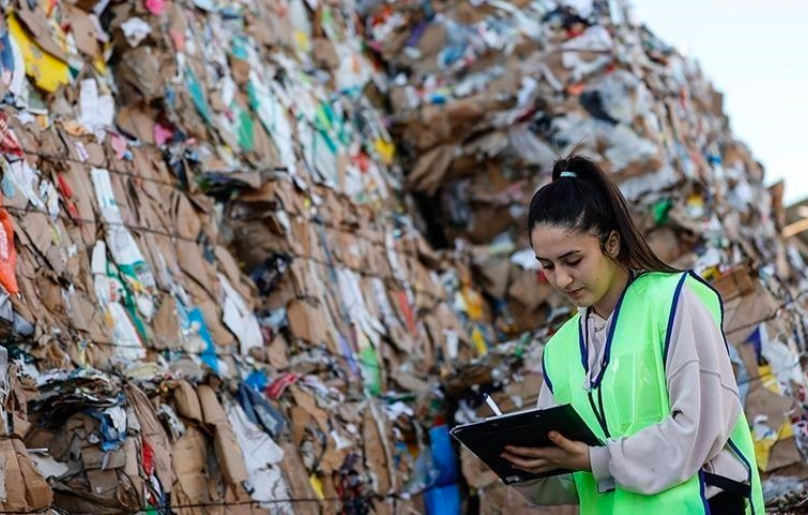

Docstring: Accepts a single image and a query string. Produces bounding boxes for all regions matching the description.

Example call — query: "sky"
[629,0,808,205]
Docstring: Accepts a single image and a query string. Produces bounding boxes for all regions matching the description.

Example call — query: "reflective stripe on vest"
[542,271,764,515]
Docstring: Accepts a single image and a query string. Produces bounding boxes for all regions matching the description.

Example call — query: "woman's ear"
[605,231,621,258]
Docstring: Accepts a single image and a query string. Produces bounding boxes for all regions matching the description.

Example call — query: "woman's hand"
[501,431,592,474]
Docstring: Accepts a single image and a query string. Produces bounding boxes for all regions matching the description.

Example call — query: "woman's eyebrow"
[535,250,580,261]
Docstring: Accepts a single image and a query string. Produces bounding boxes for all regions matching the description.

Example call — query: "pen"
[483,393,503,416]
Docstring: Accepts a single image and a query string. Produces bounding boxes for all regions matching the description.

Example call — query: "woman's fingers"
[548,432,581,453]
[502,438,592,473]
[500,452,549,471]
[504,446,565,463]
[504,445,547,458]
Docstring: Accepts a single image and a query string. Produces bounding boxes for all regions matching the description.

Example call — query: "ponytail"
[527,153,678,274]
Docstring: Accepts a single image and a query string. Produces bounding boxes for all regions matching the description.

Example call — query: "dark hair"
[527,153,678,274]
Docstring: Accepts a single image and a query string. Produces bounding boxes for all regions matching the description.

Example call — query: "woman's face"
[530,224,622,309]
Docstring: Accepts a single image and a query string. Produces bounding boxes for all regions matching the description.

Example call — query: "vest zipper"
[587,387,610,438]
[597,387,610,438]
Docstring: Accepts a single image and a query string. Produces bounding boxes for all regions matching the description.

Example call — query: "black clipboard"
[450,404,600,485]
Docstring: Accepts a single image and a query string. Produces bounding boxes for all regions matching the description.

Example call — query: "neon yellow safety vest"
[542,271,764,514]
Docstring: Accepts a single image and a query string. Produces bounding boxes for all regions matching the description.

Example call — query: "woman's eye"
[566,259,582,267]
[542,263,554,271]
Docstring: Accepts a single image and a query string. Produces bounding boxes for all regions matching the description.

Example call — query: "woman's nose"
[554,268,573,289]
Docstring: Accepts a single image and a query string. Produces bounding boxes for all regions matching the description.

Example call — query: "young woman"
[503,154,763,514]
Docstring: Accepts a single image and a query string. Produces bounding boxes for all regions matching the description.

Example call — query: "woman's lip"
[567,288,584,298]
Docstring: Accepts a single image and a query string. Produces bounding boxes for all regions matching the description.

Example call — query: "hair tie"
[560,171,577,178]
